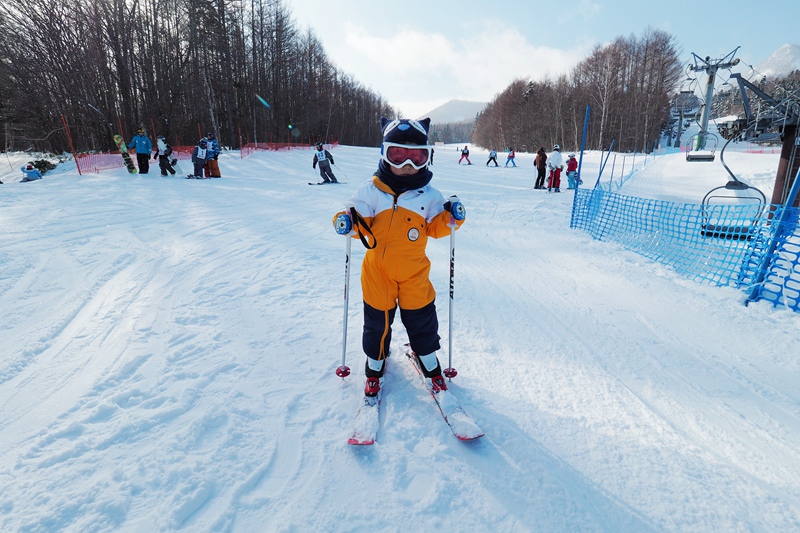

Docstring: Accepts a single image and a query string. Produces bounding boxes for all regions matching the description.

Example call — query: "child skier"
[458,145,471,165]
[190,138,209,178]
[505,147,516,167]
[486,148,499,166]
[21,163,43,182]
[566,153,579,189]
[333,117,466,398]
[312,142,338,183]
[153,136,176,176]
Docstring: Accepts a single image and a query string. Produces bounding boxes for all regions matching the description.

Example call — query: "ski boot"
[365,376,382,397]
[429,374,448,393]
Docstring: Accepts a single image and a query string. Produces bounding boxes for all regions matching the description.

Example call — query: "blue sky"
[290,0,798,119]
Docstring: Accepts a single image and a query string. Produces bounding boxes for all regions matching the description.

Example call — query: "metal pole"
[443,216,458,380]
[336,235,352,377]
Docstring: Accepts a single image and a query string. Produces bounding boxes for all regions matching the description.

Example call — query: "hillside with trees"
[472,29,683,154]
[0,0,396,152]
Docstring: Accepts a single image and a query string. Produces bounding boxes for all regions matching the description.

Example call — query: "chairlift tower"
[688,47,741,149]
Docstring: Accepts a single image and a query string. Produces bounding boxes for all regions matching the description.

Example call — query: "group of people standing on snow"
[189,134,221,179]
[125,128,221,179]
[479,145,581,191]
[533,145,580,192]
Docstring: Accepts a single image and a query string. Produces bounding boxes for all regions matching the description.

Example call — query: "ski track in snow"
[0,147,799,532]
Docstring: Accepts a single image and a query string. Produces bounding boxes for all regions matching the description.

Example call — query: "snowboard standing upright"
[113,135,138,174]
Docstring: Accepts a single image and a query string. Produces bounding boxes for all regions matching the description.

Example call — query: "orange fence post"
[61,114,81,176]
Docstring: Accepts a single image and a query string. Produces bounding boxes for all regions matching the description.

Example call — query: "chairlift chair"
[685,130,718,162]
[700,135,766,239]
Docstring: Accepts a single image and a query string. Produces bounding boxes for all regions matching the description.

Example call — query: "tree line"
[0,0,396,153]
[472,29,684,154]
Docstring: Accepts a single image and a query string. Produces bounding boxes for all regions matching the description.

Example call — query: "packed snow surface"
[1,145,798,532]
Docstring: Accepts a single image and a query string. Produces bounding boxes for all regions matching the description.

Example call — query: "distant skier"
[533,147,547,189]
[205,132,221,177]
[152,136,176,176]
[547,144,563,192]
[312,143,338,183]
[128,128,153,174]
[333,117,466,399]
[566,153,579,189]
[486,148,499,166]
[190,138,209,178]
[21,163,43,182]
[505,147,516,167]
[458,146,471,165]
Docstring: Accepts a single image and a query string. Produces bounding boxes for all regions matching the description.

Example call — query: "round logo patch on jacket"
[407,227,420,242]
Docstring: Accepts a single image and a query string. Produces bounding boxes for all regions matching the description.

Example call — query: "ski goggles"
[381,142,432,170]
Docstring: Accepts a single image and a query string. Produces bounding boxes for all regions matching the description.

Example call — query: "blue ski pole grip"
[445,195,466,221]
[334,212,352,235]
[451,201,466,221]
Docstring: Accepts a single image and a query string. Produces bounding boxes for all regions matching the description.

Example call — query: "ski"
[308,181,346,185]
[347,391,382,445]
[403,344,484,441]
[347,359,387,445]
[113,135,138,174]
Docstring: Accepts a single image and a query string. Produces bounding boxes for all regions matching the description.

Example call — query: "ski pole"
[335,217,353,378]
[443,215,458,381]
[332,163,349,181]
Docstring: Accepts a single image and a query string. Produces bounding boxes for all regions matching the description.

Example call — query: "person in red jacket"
[505,147,516,167]
[566,153,579,189]
[333,117,466,399]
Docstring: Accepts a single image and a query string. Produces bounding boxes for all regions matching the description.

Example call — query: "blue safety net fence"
[570,187,800,312]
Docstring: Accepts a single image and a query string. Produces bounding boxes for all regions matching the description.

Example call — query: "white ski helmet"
[554,144,560,150]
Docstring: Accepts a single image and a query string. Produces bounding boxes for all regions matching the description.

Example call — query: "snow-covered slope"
[1,146,799,532]
[420,99,487,124]
[751,43,800,78]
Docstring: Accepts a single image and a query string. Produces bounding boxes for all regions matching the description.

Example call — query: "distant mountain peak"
[751,43,800,79]
[419,100,487,124]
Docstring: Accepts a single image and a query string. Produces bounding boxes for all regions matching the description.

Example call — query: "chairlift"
[685,129,718,162]
[700,134,766,239]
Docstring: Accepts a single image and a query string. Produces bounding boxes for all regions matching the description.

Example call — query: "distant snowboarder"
[153,136,176,176]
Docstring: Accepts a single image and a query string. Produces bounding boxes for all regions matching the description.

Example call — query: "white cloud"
[328,21,587,118]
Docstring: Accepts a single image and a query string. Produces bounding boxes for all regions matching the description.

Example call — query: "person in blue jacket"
[21,163,43,182]
[205,132,221,177]
[129,128,153,174]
